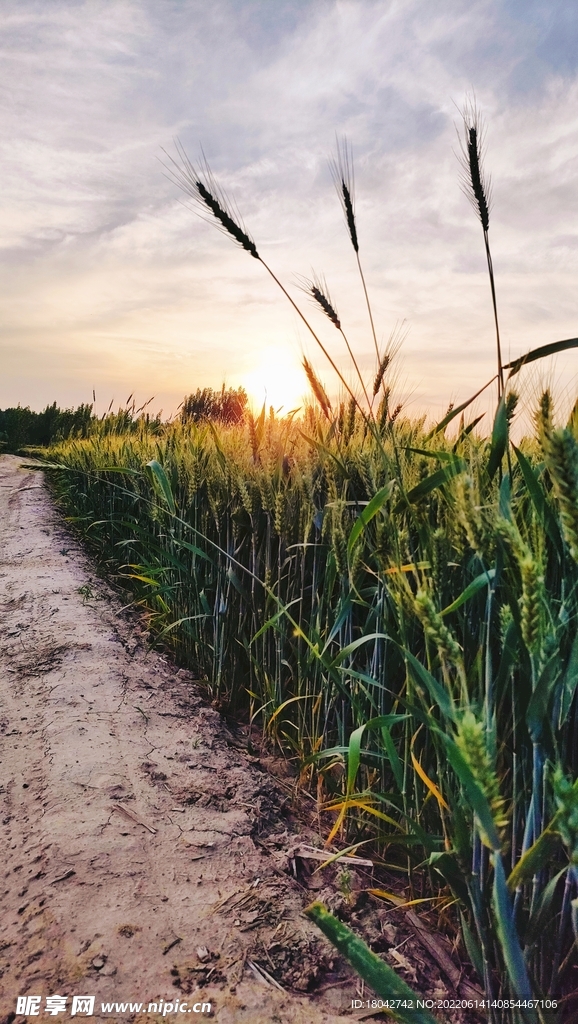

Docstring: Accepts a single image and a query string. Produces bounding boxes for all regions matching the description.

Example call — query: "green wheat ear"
[456,711,508,839]
[536,389,554,448]
[543,428,578,563]
[553,767,578,865]
[454,475,489,561]
[518,553,544,653]
[414,587,463,669]
[496,517,544,653]
[537,391,578,561]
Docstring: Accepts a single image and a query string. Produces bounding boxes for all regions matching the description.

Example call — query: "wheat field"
[32,109,578,1018]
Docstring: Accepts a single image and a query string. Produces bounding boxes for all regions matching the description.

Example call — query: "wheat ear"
[298,273,371,410]
[303,357,332,420]
[330,136,380,366]
[163,142,259,258]
[458,100,504,400]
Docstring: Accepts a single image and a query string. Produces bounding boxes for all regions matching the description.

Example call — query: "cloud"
[0,0,577,418]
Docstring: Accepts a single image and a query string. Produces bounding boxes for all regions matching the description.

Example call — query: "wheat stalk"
[458,99,504,400]
[330,136,380,366]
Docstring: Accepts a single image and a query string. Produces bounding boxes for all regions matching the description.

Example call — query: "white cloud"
[1,0,578,418]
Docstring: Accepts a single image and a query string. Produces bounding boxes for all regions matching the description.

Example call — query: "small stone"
[196,946,210,962]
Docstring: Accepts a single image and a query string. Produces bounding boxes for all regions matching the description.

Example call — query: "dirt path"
[0,456,353,1024]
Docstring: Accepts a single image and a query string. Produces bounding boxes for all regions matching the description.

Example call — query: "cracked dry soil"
[0,456,353,1024]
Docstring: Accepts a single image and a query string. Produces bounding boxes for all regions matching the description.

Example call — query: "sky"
[1,0,578,422]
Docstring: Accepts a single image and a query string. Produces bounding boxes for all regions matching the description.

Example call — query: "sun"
[241,349,306,413]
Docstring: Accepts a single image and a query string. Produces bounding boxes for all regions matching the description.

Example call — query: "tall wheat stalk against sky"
[458,100,505,402]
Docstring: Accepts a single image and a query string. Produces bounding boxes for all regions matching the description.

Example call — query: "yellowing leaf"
[384,561,431,575]
[410,732,450,812]
[323,798,403,830]
[368,889,448,910]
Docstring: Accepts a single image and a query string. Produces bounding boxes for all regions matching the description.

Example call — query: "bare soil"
[0,456,357,1024]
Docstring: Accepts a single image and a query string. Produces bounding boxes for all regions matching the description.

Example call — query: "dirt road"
[0,456,353,1024]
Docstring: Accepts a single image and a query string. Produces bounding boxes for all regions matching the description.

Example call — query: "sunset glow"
[241,349,307,414]
[1,1,578,417]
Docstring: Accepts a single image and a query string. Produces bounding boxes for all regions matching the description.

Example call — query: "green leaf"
[441,569,496,617]
[402,446,459,463]
[145,459,176,514]
[507,822,562,890]
[226,564,251,604]
[251,599,301,643]
[347,482,394,558]
[116,521,189,572]
[453,414,486,449]
[487,396,508,481]
[343,715,407,795]
[459,909,485,982]
[305,903,438,1024]
[403,649,456,723]
[505,336,578,376]
[305,744,398,766]
[526,654,560,743]
[328,667,405,789]
[524,868,567,946]
[492,854,535,1006]
[173,536,215,565]
[156,614,211,637]
[367,792,443,852]
[394,460,466,513]
[429,851,470,905]
[379,721,405,793]
[346,723,366,794]
[426,376,497,439]
[441,736,501,850]
[512,445,563,557]
[559,628,578,728]
[322,593,355,650]
[328,633,388,668]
